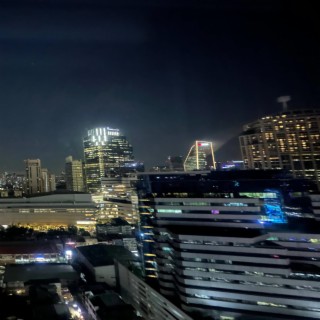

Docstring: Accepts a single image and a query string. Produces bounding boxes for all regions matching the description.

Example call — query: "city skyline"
[0,0,320,172]
[2,2,320,319]
[1,107,319,175]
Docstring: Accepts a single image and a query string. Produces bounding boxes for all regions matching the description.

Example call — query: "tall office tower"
[136,171,320,320]
[49,173,56,192]
[83,127,134,193]
[239,109,320,189]
[25,159,43,194]
[41,168,56,192]
[65,156,85,192]
[184,140,216,171]
[41,168,50,192]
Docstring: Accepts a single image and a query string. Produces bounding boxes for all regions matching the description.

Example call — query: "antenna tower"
[277,96,291,111]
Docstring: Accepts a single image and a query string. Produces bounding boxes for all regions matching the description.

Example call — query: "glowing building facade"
[136,171,320,320]
[239,109,320,189]
[0,193,96,230]
[184,141,215,171]
[83,127,134,193]
[95,175,139,224]
[65,156,85,192]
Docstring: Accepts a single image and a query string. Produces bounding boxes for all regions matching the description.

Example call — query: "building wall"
[156,230,320,319]
[94,265,116,287]
[137,172,319,319]
[83,292,99,320]
[116,261,193,320]
[0,210,95,227]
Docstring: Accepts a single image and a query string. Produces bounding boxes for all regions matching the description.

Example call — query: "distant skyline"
[0,0,319,173]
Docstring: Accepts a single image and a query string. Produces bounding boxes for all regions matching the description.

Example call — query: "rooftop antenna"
[277,96,291,112]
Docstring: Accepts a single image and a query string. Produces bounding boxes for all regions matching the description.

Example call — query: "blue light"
[263,189,287,224]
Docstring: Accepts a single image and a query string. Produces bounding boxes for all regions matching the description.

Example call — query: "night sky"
[1,0,320,173]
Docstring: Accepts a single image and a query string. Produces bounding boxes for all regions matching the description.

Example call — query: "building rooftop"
[77,244,136,267]
[3,263,78,283]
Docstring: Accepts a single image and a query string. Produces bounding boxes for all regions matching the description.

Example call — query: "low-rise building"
[75,244,136,287]
[3,263,79,294]
[0,241,63,265]
[0,192,96,230]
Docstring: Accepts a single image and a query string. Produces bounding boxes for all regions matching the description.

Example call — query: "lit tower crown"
[184,140,216,171]
[87,127,120,145]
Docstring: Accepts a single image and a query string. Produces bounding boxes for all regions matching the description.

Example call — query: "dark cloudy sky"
[0,0,319,173]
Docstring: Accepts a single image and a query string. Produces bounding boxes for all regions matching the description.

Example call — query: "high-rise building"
[41,168,49,192]
[65,156,85,192]
[136,171,320,319]
[41,168,56,192]
[166,155,184,171]
[25,159,55,194]
[25,159,42,194]
[184,140,216,171]
[48,173,56,192]
[83,127,134,193]
[239,109,320,189]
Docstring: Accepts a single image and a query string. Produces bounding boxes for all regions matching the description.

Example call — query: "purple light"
[211,210,219,214]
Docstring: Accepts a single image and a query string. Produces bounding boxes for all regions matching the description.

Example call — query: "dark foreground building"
[137,170,320,320]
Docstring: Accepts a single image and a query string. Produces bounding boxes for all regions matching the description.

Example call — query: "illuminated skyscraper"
[83,127,134,193]
[24,159,42,194]
[24,159,55,194]
[65,156,85,192]
[239,109,320,189]
[184,140,215,171]
[41,168,56,192]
